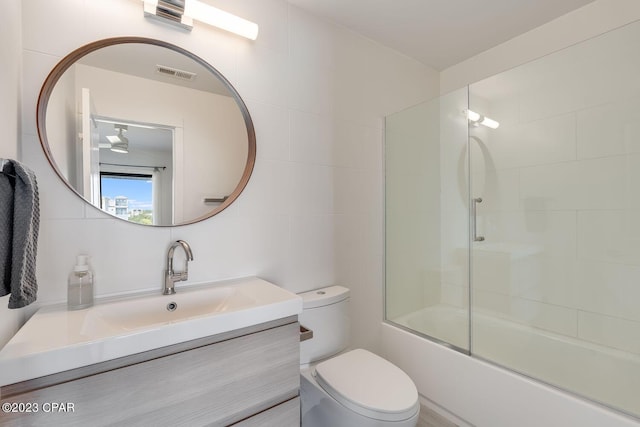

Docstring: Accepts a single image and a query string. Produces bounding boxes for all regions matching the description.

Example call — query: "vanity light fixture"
[143,0,259,40]
[466,109,500,129]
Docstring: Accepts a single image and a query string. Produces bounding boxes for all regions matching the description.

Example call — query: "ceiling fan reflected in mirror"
[107,124,129,154]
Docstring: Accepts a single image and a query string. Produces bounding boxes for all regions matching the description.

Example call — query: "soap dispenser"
[67,255,94,310]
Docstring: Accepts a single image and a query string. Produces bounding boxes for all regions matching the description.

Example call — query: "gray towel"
[0,159,40,309]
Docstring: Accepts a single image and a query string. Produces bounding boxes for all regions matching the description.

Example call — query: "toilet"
[299,286,420,427]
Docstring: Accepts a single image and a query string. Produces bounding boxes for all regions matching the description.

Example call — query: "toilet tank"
[299,286,350,365]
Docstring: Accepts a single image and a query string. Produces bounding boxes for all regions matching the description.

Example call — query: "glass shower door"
[385,87,470,351]
[469,20,640,418]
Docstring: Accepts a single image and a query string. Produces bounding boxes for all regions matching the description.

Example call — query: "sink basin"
[0,277,302,387]
[87,285,255,332]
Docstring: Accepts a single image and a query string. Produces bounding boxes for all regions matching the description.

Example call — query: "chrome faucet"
[163,240,194,295]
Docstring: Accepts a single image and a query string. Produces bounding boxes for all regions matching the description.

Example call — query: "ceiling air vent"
[155,64,197,81]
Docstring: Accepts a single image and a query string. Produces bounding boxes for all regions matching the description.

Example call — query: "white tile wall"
[575,260,640,323]
[13,0,439,356]
[576,97,640,159]
[244,100,290,162]
[577,210,640,266]
[290,110,334,165]
[473,290,578,337]
[578,310,640,355]
[487,113,577,170]
[427,2,640,425]
[469,19,640,366]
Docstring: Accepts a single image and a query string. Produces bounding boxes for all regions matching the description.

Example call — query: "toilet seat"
[314,349,419,422]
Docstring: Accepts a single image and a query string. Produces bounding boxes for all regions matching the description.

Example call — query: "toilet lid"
[314,349,419,422]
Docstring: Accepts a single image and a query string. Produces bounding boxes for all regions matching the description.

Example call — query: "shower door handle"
[472,197,485,242]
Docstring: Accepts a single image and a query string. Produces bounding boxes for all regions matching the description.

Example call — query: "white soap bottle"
[67,255,94,310]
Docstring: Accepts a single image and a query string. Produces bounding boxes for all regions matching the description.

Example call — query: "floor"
[417,403,459,427]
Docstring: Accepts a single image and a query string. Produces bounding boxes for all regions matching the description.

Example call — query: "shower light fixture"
[466,109,500,129]
[143,0,259,40]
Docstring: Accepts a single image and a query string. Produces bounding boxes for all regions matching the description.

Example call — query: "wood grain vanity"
[0,317,300,426]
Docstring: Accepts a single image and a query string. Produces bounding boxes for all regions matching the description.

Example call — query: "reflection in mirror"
[39,38,255,226]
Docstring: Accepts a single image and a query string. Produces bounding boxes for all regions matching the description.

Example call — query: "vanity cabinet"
[0,317,300,426]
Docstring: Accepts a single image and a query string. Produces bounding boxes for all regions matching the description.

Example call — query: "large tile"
[245,100,289,162]
[22,0,87,57]
[284,214,335,293]
[519,162,578,211]
[515,23,640,124]
[333,167,380,215]
[440,281,468,309]
[333,24,438,129]
[516,255,579,309]
[578,311,640,355]
[473,291,578,337]
[335,213,384,352]
[362,44,439,124]
[22,50,61,137]
[235,213,291,289]
[472,250,515,296]
[578,210,640,266]
[236,45,288,108]
[516,54,581,123]
[288,4,337,70]
[289,162,334,214]
[290,110,333,165]
[168,208,253,284]
[332,120,382,170]
[574,156,628,210]
[577,98,640,159]
[286,59,334,116]
[480,211,577,258]
[576,260,640,322]
[237,159,292,216]
[485,113,576,170]
[628,154,640,211]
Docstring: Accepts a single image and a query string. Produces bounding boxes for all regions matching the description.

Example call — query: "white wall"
[17,0,439,356]
[0,0,26,349]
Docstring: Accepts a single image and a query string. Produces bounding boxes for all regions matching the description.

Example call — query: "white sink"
[87,285,255,332]
[0,277,302,387]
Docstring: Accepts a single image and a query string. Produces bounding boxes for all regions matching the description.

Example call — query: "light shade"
[143,0,259,40]
[184,0,258,40]
[466,109,500,129]
[480,116,500,129]
[110,126,129,154]
[466,109,481,122]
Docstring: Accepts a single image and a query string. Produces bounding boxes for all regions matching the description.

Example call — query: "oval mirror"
[37,37,256,226]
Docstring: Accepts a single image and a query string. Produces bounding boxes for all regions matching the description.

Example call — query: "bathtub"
[383,306,640,427]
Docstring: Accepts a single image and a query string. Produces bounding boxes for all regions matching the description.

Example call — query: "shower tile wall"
[468,21,640,355]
